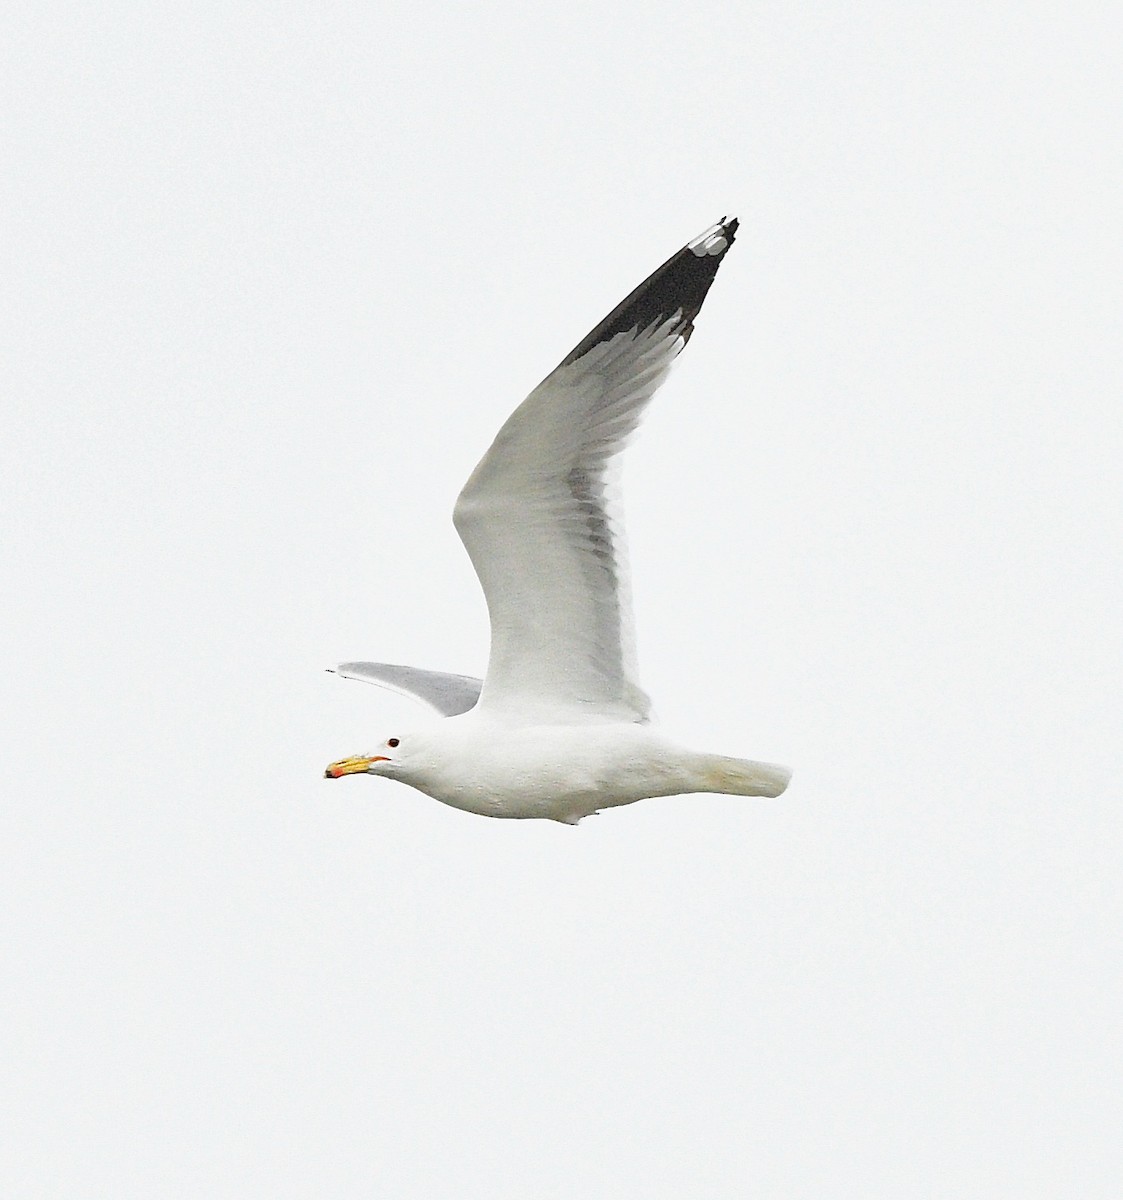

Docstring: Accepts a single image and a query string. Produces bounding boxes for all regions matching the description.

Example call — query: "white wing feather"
[453,320,682,724]
[453,217,738,726]
[329,663,482,717]
[330,217,737,728]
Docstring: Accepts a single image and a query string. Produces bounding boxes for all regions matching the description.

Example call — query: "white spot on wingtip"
[687,222,730,257]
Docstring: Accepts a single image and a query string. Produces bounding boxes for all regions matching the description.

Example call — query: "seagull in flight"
[325,217,791,823]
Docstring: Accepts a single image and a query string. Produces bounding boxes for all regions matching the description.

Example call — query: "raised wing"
[452,217,738,725]
[329,662,482,717]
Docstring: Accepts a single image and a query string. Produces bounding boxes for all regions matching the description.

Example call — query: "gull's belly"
[417,724,692,822]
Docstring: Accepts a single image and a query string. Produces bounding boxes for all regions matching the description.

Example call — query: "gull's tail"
[700,754,792,798]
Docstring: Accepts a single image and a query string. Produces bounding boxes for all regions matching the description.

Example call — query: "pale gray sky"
[4,2,1121,1195]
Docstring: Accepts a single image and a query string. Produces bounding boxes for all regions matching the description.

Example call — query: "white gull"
[325,217,791,823]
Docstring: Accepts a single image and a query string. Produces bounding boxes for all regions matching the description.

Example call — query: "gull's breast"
[415,722,690,822]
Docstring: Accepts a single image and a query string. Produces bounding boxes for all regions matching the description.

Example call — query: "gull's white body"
[367,714,790,826]
[326,217,791,822]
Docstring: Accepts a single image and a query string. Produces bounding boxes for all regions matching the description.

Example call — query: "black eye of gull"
[387,738,400,748]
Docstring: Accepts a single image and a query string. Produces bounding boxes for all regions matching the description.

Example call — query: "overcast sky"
[4,2,1121,1196]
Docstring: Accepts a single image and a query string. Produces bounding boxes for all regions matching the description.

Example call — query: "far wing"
[453,217,738,725]
[328,662,482,717]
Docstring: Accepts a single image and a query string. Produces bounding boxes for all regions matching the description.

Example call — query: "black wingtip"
[560,216,739,367]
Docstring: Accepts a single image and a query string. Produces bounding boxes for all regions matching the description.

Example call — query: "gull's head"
[324,733,410,780]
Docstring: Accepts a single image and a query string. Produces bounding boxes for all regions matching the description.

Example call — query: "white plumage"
[325,217,791,823]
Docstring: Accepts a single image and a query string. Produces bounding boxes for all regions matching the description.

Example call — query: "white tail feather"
[701,755,792,798]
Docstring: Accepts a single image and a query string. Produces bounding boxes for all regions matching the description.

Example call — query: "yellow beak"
[324,754,387,779]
